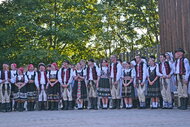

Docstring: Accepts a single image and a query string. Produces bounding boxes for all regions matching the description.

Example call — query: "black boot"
[1,103,6,112]
[116,99,121,109]
[38,102,42,111]
[63,101,68,110]
[83,100,88,109]
[0,103,1,112]
[68,101,73,110]
[178,98,183,110]
[94,98,98,110]
[14,101,17,111]
[27,102,31,111]
[43,101,47,110]
[89,97,94,109]
[54,102,58,110]
[182,98,188,110]
[111,99,116,109]
[6,103,11,112]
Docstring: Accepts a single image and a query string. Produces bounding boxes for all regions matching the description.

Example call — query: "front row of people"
[0,48,189,112]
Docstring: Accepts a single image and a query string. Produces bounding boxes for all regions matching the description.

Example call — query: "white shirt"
[87,66,99,80]
[58,68,73,85]
[110,62,122,81]
[121,68,136,79]
[174,58,190,81]
[0,70,15,84]
[16,74,28,84]
[157,61,174,77]
[147,64,160,77]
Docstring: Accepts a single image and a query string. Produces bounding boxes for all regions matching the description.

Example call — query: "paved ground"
[0,108,190,127]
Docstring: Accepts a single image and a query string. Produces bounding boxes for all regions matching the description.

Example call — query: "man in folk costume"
[134,55,147,108]
[110,55,122,109]
[10,63,17,111]
[58,60,73,110]
[25,64,38,111]
[174,48,190,110]
[0,63,15,112]
[86,59,99,110]
[35,63,48,110]
[157,54,173,109]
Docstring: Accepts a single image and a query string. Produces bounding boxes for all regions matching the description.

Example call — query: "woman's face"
[76,63,81,70]
[51,65,56,70]
[165,54,170,60]
[148,59,155,66]
[101,60,107,67]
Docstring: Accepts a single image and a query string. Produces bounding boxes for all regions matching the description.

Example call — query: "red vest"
[38,71,47,84]
[159,61,171,75]
[175,57,186,75]
[61,68,71,84]
[135,62,144,80]
[87,66,97,80]
[0,70,11,80]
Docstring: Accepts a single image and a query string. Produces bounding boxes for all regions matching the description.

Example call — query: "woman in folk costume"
[25,64,38,111]
[47,63,60,110]
[121,62,136,109]
[72,63,87,110]
[147,56,161,109]
[97,60,111,109]
[14,67,28,112]
[10,63,17,111]
[165,52,177,104]
[35,63,48,110]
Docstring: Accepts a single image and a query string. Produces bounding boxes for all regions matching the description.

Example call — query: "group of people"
[0,48,189,112]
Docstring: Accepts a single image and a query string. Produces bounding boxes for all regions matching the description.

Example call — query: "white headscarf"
[165,52,174,62]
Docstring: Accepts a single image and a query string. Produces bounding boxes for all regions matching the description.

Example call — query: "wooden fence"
[119,45,160,62]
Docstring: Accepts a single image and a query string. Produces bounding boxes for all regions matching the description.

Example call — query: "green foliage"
[0,0,159,66]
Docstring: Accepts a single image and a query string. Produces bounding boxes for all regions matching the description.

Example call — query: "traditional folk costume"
[86,65,99,110]
[35,68,48,110]
[174,49,190,110]
[135,61,147,108]
[147,64,161,108]
[110,62,122,109]
[25,70,38,111]
[58,67,73,110]
[157,60,173,109]
[0,70,15,112]
[121,68,135,108]
[10,69,17,111]
[97,66,111,97]
[14,72,28,112]
[72,69,87,109]
[47,70,60,110]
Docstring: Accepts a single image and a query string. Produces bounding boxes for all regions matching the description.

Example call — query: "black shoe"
[83,100,88,109]
[116,99,121,109]
[94,98,98,110]
[63,101,68,110]
[68,101,73,110]
[27,102,31,111]
[111,99,116,109]
[89,98,94,109]
[181,98,188,110]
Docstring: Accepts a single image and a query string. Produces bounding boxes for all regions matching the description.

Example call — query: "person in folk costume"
[58,60,73,110]
[165,52,177,107]
[97,60,111,109]
[134,55,147,108]
[10,63,18,111]
[80,59,88,109]
[147,56,161,109]
[72,63,87,110]
[35,63,48,110]
[0,63,15,112]
[174,48,190,110]
[47,63,60,110]
[86,59,99,110]
[110,55,122,109]
[25,64,38,111]
[14,67,28,112]
[121,62,136,109]
[157,54,174,109]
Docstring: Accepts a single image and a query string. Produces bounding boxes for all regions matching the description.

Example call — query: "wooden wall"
[158,0,190,59]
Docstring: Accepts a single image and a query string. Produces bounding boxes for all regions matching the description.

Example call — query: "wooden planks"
[158,0,190,59]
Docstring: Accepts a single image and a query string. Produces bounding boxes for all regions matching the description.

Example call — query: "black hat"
[38,63,46,67]
[175,48,185,54]
[63,60,70,64]
[88,59,95,62]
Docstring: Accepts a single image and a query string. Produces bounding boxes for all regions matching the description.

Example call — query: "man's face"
[62,62,68,68]
[135,56,141,63]
[159,55,165,62]
[88,61,93,66]
[110,56,116,63]
[39,66,45,71]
